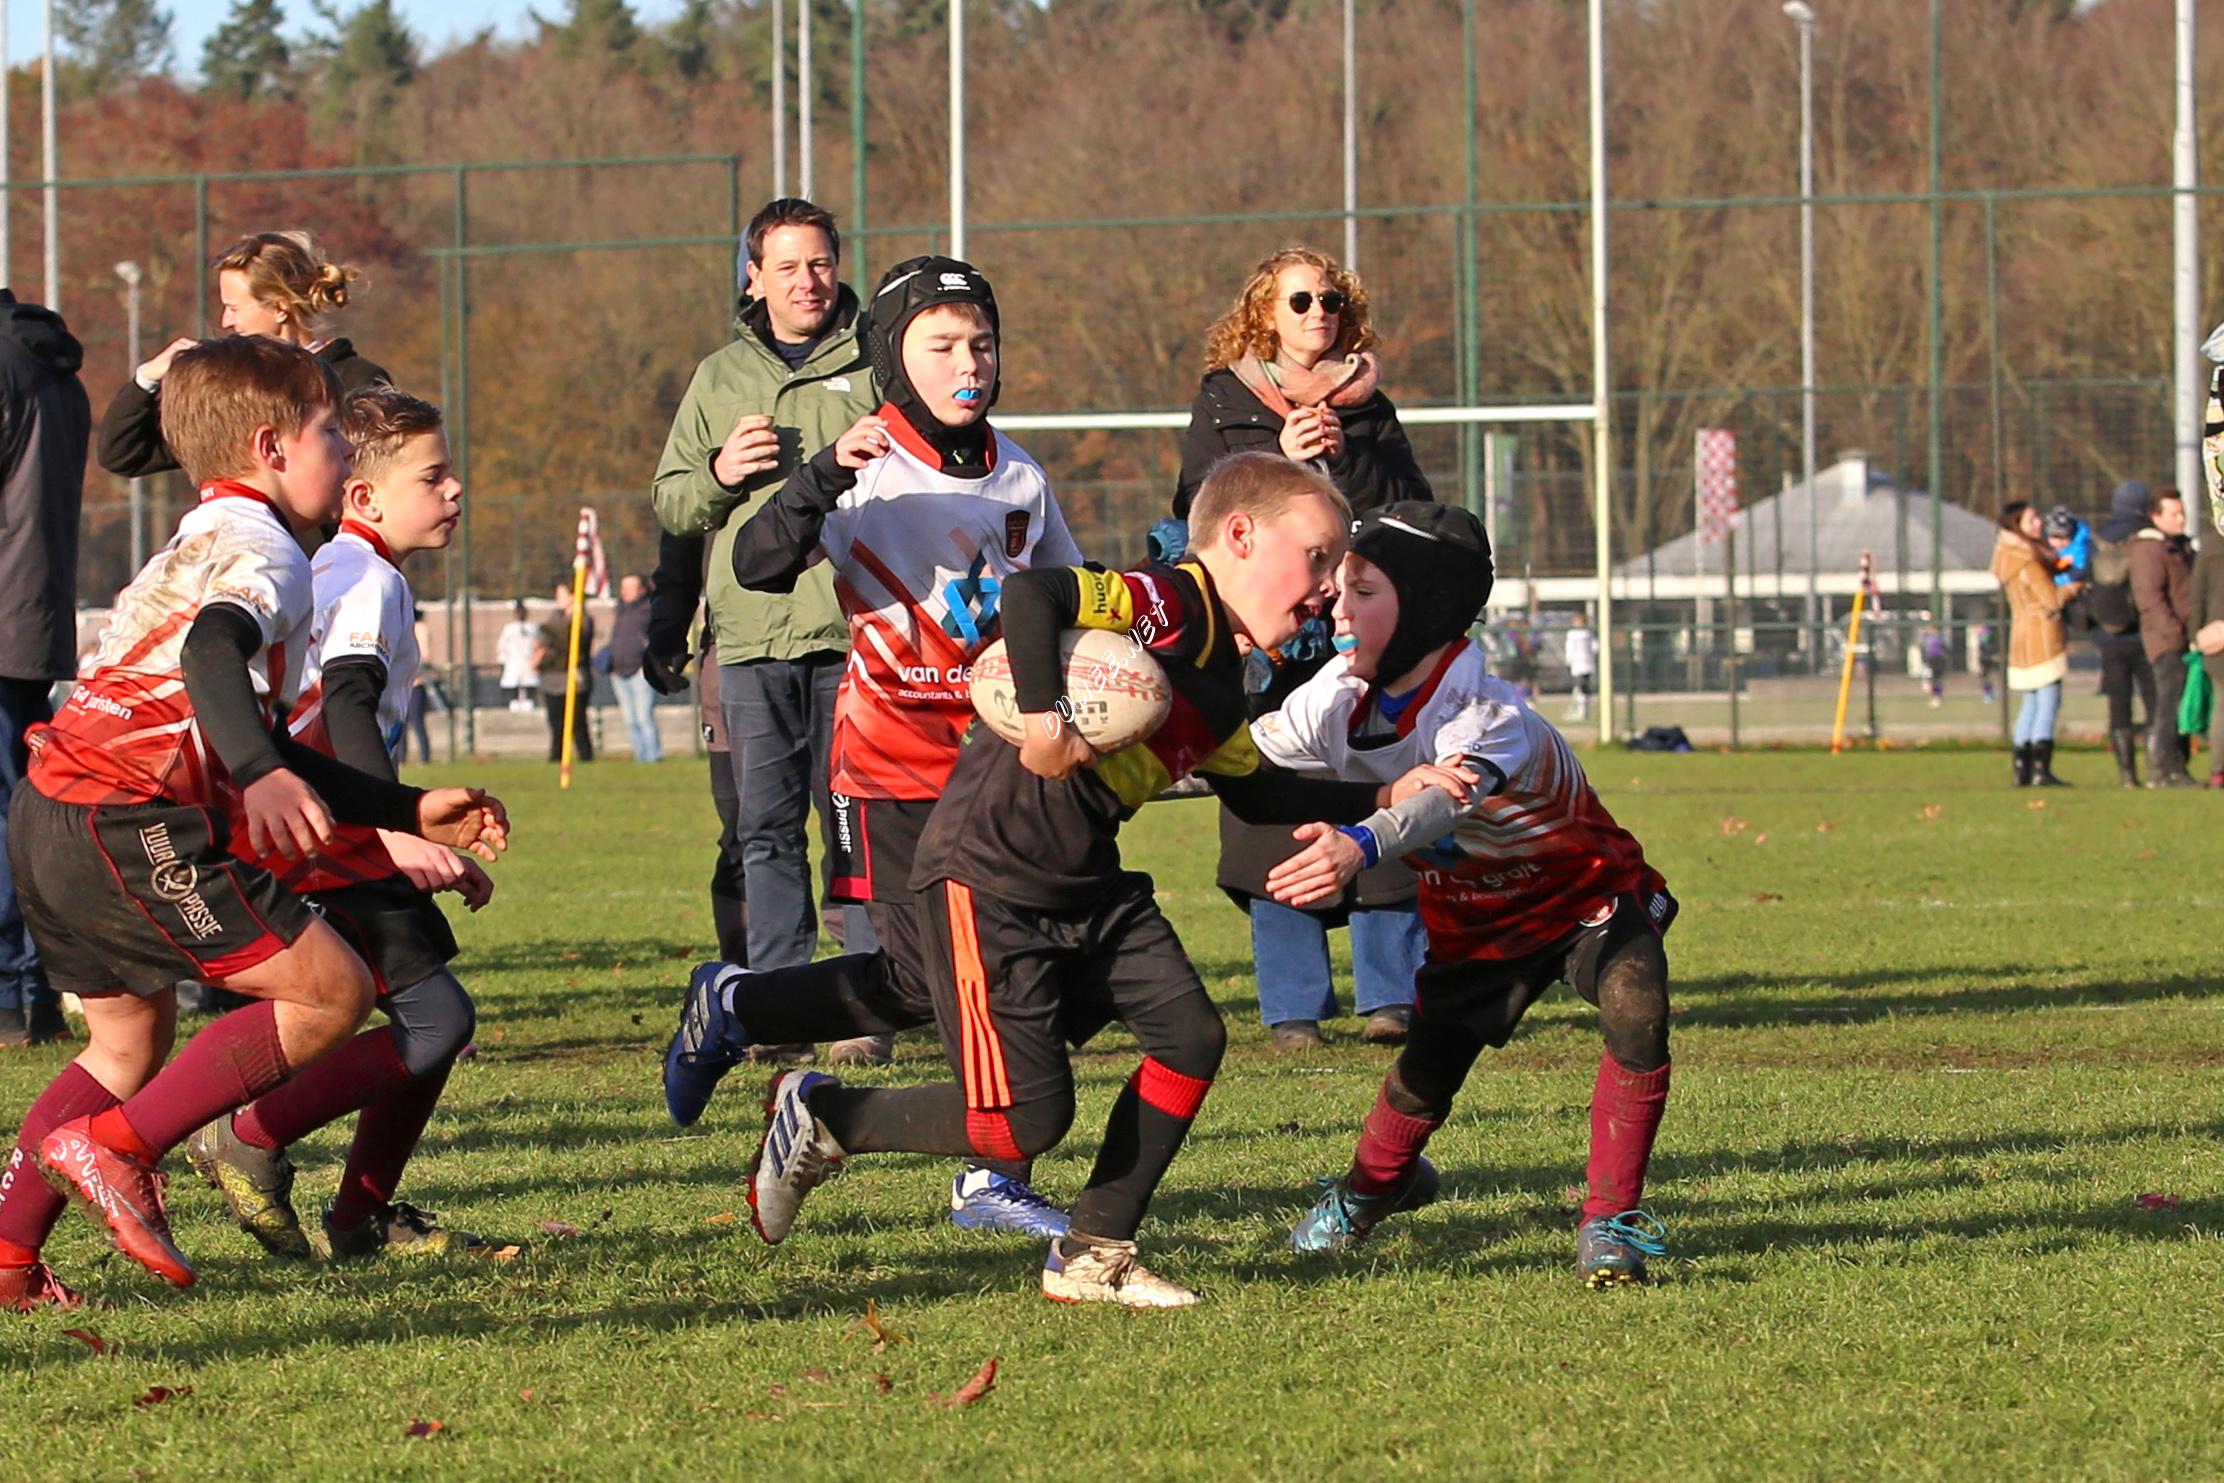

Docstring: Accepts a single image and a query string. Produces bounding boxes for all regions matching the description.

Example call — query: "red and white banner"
[1695,428,1739,546]
[573,507,610,599]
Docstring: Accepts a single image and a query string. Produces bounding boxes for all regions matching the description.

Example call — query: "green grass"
[5,751,2223,1480]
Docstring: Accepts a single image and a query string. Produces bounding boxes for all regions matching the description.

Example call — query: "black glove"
[643,645,693,696]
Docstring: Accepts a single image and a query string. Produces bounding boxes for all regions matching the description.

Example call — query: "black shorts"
[915,873,1191,1111]
[308,876,458,995]
[1414,887,1677,1048]
[7,786,316,999]
[827,795,930,905]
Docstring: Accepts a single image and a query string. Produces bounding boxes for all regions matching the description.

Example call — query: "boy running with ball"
[1264,503,1678,1286]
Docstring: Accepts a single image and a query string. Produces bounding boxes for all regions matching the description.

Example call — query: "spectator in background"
[0,289,88,1047]
[1565,612,1599,722]
[1994,500,2078,787]
[1174,245,1432,1048]
[98,231,387,479]
[496,599,539,712]
[2130,487,2199,788]
[1919,625,1949,708]
[607,572,662,763]
[533,578,595,764]
[2086,479,2156,788]
[2189,534,2224,786]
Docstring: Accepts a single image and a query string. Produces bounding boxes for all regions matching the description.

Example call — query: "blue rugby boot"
[1576,1208,1668,1288]
[664,962,754,1127]
[1288,1156,1440,1253]
[747,1070,844,1245]
[949,1168,1070,1238]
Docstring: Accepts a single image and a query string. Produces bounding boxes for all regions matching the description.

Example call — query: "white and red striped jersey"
[29,482,312,814]
[818,416,1082,798]
[1254,638,1664,962]
[234,521,419,893]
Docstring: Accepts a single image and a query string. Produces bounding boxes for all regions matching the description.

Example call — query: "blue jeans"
[2012,681,2061,745]
[612,669,662,762]
[721,654,854,971]
[1250,896,1425,1026]
[0,678,56,1014]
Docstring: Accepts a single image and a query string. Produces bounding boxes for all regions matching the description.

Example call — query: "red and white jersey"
[29,482,312,814]
[1255,639,1664,962]
[237,521,419,893]
[819,414,1083,798]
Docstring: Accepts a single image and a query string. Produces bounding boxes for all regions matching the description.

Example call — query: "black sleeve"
[180,604,423,832]
[1325,396,1435,513]
[648,529,705,645]
[1207,763,1381,827]
[731,443,859,593]
[318,656,399,781]
[1173,383,1230,519]
[999,566,1087,715]
[96,378,181,479]
[334,354,392,392]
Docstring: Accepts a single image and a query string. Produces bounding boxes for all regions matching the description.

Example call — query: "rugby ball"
[969,628,1173,751]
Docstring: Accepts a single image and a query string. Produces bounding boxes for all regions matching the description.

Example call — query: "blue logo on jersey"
[941,551,1002,645]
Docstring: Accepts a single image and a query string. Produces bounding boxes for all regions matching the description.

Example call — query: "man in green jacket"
[654,199,879,985]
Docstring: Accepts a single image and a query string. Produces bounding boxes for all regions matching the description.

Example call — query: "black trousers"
[543,688,593,762]
[2097,637,2154,731]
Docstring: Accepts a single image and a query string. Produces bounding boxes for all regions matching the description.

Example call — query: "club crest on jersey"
[940,550,1002,645]
[1004,510,1030,558]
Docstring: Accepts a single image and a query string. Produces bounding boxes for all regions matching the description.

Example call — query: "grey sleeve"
[1353,785,1468,859]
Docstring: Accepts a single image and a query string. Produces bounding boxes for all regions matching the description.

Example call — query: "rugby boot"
[36,1116,193,1287]
[1576,1208,1669,1288]
[747,1070,844,1245]
[185,1117,312,1258]
[664,962,755,1127]
[1041,1236,1200,1308]
[0,1261,86,1312]
[320,1200,491,1260]
[1288,1156,1441,1252]
[949,1168,1070,1238]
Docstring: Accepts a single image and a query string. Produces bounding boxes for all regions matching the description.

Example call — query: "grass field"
[3,751,2222,1480]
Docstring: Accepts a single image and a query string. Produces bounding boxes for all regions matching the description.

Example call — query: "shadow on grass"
[1671,964,2224,1031]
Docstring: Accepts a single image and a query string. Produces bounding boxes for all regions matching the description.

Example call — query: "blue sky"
[2,0,690,74]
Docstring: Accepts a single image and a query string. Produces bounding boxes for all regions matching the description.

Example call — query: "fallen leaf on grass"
[63,1328,115,1357]
[132,1385,190,1408]
[1718,817,1750,835]
[539,1221,580,1238]
[629,1014,644,1027]
[2026,799,2047,810]
[1752,832,1768,845]
[519,1389,535,1403]
[932,1357,999,1409]
[1272,1120,1302,1135]
[403,1418,446,1439]
[1749,891,1784,904]
[2135,1192,2183,1209]
[874,1373,893,1395]
[767,1384,787,1397]
[707,1211,738,1226]
[1815,821,1833,833]
[802,1369,831,1383]
[481,1244,526,1262]
[560,950,582,962]
[849,1298,911,1351]
[1919,803,1944,820]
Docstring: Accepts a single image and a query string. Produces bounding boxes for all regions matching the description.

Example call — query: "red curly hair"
[1202,246,1375,373]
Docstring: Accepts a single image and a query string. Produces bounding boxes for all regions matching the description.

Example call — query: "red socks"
[105,1000,288,1158]
[1349,1081,1441,1197]
[0,1064,123,1258]
[235,1025,413,1151]
[1583,1054,1671,1221]
[331,1066,451,1229]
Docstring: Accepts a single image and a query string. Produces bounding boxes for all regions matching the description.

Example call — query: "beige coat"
[1992,529,2069,690]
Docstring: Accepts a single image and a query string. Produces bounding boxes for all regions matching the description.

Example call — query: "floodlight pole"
[1342,0,1358,270]
[1785,1,1818,654]
[116,261,144,569]
[2173,0,2200,507]
[1589,0,1613,745]
[2,0,10,284]
[799,0,813,199]
[42,0,58,309]
[771,0,787,197]
[948,0,965,259]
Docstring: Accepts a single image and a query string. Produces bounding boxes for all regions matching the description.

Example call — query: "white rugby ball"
[970,628,1173,752]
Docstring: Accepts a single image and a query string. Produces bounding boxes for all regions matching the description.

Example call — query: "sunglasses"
[1286,290,1347,316]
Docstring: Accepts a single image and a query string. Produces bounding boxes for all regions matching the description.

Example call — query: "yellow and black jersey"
[909,559,1378,911]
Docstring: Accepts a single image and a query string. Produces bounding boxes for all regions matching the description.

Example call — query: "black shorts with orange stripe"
[914,871,1204,1113]
[7,785,316,999]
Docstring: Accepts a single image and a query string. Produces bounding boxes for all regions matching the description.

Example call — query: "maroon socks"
[98,999,288,1159]
[1582,1054,1670,1221]
[0,1064,122,1262]
[1348,1080,1442,1197]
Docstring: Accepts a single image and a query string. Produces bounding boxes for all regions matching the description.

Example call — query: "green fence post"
[1927,0,1945,623]
[454,166,474,755]
[193,176,209,336]
[440,237,458,763]
[1985,192,2005,511]
[852,0,869,295]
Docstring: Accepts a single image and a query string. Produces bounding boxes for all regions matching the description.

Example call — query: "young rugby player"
[669,256,1080,1236]
[1259,503,1678,1286]
[0,339,506,1304]
[188,386,494,1261]
[734,453,1473,1307]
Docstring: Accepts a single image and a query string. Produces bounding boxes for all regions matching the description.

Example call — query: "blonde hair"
[1187,451,1349,551]
[212,231,359,335]
[160,336,341,484]
[340,385,444,485]
[1202,246,1375,373]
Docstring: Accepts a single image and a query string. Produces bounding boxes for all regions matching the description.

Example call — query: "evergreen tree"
[553,0,641,58]
[665,0,716,79]
[201,0,291,99]
[57,0,175,89]
[313,0,418,95]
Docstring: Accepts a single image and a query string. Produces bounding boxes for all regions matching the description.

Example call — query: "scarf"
[1228,350,1381,420]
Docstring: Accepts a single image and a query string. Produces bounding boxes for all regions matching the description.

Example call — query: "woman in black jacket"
[1177,246,1434,1049]
[98,231,388,478]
